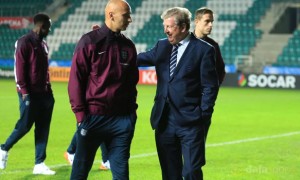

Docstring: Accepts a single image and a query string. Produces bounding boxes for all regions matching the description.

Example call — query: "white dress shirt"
[174,33,191,65]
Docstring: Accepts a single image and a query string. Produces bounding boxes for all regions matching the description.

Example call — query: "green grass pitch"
[0,79,299,179]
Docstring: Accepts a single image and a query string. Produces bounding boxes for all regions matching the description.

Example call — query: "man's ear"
[194,19,198,24]
[109,12,114,20]
[181,23,187,32]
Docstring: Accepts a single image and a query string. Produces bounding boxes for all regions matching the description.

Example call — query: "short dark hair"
[33,13,50,25]
[194,7,213,20]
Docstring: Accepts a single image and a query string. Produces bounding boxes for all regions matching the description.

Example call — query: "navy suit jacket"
[138,33,219,129]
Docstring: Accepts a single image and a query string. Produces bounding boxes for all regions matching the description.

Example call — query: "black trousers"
[67,130,109,162]
[1,92,54,164]
[155,104,206,180]
[70,113,136,180]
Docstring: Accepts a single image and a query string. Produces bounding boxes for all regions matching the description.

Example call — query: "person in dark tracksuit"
[68,0,138,179]
[0,13,55,175]
[194,7,226,140]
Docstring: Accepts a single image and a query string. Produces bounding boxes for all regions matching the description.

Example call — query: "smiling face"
[163,16,186,45]
[161,7,191,45]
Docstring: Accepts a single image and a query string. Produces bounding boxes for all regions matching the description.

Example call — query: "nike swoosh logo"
[98,51,106,55]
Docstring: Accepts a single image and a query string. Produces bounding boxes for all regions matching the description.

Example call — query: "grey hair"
[160,7,192,30]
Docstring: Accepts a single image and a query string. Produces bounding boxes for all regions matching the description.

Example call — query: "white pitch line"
[0,131,299,175]
[206,131,300,147]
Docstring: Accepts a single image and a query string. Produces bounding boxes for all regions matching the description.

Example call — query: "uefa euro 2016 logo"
[238,73,247,87]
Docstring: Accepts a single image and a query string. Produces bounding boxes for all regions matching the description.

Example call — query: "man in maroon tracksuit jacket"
[194,7,226,139]
[0,13,55,175]
[68,0,138,179]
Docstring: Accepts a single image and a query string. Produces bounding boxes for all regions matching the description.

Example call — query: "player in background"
[194,7,226,139]
[0,13,55,175]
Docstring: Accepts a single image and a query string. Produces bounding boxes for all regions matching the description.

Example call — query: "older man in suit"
[138,7,219,180]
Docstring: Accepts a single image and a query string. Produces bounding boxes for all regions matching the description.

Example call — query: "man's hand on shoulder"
[92,24,100,30]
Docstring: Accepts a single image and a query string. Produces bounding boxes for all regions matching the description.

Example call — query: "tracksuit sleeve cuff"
[21,89,28,95]
[75,111,85,123]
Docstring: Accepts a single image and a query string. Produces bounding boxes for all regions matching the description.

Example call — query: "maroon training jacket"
[14,30,52,95]
[68,24,139,123]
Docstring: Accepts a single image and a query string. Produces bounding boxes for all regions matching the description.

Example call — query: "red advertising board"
[138,69,157,85]
[48,67,158,85]
[0,17,32,29]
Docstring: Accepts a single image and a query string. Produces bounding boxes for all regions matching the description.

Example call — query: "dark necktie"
[169,43,181,77]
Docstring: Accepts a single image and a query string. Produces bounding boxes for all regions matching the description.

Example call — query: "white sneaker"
[99,160,110,170]
[104,160,110,169]
[64,152,74,165]
[33,162,55,175]
[0,148,8,169]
